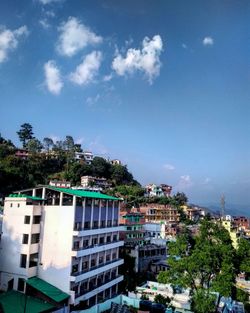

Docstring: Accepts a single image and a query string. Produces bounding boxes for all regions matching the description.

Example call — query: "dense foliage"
[0,124,137,199]
[158,219,237,313]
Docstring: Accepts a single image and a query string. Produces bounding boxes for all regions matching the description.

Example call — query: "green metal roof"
[48,186,121,200]
[27,277,69,303]
[0,290,55,313]
[8,194,45,201]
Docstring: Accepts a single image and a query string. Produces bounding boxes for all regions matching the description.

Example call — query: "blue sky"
[0,0,249,208]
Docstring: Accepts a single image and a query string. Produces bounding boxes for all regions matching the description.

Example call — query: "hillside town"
[0,1,249,312]
[0,128,249,313]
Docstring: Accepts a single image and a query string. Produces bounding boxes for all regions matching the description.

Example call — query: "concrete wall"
[0,197,41,291]
[38,203,75,298]
[71,295,140,313]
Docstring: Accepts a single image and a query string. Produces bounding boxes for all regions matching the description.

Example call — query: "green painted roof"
[27,277,69,303]
[8,194,45,201]
[48,186,121,200]
[0,290,55,313]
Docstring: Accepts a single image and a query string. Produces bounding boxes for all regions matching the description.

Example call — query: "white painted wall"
[38,204,75,297]
[0,197,41,291]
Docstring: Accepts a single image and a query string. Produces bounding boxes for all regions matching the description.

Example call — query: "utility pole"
[220,194,225,219]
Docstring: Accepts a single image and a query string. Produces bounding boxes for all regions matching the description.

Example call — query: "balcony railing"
[72,239,120,251]
[74,222,119,231]
[74,275,122,299]
[71,259,122,277]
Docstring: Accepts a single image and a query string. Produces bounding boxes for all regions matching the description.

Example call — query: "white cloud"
[163,163,175,171]
[39,19,50,29]
[44,60,63,95]
[203,36,214,46]
[176,175,193,190]
[86,94,100,106]
[49,135,60,142]
[112,35,163,84]
[182,43,187,49]
[56,17,102,57]
[75,137,85,145]
[69,51,102,86]
[38,0,63,4]
[0,25,28,63]
[45,10,55,17]
[202,177,211,185]
[103,74,113,82]
[89,136,108,155]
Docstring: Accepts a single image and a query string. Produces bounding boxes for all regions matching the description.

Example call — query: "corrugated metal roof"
[27,277,69,303]
[0,290,55,313]
[48,186,121,200]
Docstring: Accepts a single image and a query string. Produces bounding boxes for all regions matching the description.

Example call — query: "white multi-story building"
[0,186,124,309]
[75,151,94,164]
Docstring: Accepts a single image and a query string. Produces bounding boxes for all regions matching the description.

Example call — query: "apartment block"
[0,186,124,310]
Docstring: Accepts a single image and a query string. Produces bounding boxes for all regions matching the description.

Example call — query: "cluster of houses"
[0,181,249,313]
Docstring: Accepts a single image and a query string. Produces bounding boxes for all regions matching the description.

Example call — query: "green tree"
[236,238,250,279]
[92,157,111,178]
[43,137,54,152]
[74,143,82,152]
[173,192,188,206]
[158,219,235,313]
[140,294,149,300]
[154,294,171,306]
[17,123,34,148]
[119,252,138,292]
[110,164,133,185]
[26,138,43,154]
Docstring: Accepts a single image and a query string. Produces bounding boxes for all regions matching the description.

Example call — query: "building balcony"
[74,275,123,305]
[72,240,124,257]
[70,259,124,283]
[73,226,125,237]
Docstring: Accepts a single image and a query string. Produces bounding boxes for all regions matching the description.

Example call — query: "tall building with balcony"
[119,211,148,247]
[0,186,124,310]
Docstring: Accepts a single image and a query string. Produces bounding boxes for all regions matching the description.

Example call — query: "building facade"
[120,212,148,247]
[144,184,172,198]
[0,186,124,310]
[140,204,180,223]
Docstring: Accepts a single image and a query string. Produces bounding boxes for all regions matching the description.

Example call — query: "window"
[20,254,27,268]
[84,221,90,230]
[17,203,20,208]
[91,259,96,267]
[17,278,25,292]
[106,254,110,262]
[82,261,88,270]
[112,253,116,260]
[99,237,104,245]
[101,200,107,209]
[93,221,98,229]
[107,220,112,227]
[31,233,40,244]
[85,198,92,209]
[33,216,41,224]
[107,236,111,243]
[94,199,99,209]
[71,264,78,274]
[113,235,117,241]
[10,203,13,208]
[29,253,38,268]
[99,256,104,264]
[73,241,80,250]
[101,220,106,228]
[22,234,29,244]
[92,238,98,245]
[24,216,30,224]
[83,239,89,248]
